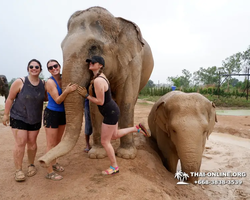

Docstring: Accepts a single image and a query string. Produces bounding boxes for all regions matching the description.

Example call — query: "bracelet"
[85,93,89,98]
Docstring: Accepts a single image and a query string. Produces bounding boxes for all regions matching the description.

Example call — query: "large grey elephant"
[148,91,217,183]
[39,7,154,166]
[0,75,9,102]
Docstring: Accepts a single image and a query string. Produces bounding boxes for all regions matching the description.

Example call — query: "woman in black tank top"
[2,59,46,182]
[77,56,150,175]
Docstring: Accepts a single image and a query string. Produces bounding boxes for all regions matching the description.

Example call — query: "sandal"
[52,163,65,172]
[45,172,63,181]
[15,170,26,182]
[27,164,37,177]
[136,123,151,137]
[102,166,119,175]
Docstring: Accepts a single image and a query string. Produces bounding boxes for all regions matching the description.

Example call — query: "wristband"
[85,93,89,98]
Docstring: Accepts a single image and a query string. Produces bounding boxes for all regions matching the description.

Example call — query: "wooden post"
[247,68,249,101]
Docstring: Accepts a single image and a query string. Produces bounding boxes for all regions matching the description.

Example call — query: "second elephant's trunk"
[38,91,84,167]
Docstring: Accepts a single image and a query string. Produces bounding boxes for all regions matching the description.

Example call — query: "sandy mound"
[0,101,249,199]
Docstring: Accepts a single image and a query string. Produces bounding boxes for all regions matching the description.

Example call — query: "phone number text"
[194,180,243,185]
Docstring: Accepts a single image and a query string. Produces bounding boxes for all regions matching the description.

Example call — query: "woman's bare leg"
[101,123,118,168]
[45,127,59,173]
[27,130,40,165]
[12,129,28,170]
[111,126,137,140]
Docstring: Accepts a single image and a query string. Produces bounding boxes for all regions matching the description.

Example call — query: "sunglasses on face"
[47,64,59,71]
[90,62,96,65]
[29,65,40,69]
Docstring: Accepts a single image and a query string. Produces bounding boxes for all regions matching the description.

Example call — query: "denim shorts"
[84,99,92,135]
[10,117,41,131]
[43,107,66,128]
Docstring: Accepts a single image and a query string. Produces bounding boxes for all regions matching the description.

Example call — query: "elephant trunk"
[177,130,204,183]
[38,92,84,167]
[38,56,87,167]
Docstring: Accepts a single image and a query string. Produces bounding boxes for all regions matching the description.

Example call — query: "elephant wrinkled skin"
[0,75,9,102]
[38,6,154,166]
[148,91,217,183]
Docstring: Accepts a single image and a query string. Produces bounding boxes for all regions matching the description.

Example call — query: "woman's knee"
[16,138,27,148]
[27,142,37,151]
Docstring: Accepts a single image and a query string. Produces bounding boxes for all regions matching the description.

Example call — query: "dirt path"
[0,100,250,199]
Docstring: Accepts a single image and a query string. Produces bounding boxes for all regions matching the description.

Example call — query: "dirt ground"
[0,100,250,200]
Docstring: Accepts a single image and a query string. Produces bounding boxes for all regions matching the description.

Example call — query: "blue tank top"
[46,76,65,112]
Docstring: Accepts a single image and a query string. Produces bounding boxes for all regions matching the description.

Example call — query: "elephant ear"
[116,17,145,66]
[154,101,170,137]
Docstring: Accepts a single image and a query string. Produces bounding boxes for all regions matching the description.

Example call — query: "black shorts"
[98,100,120,125]
[43,107,66,128]
[10,117,41,131]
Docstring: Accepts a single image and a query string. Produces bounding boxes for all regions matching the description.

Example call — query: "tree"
[179,69,192,88]
[39,72,45,80]
[167,69,192,88]
[193,66,219,86]
[221,52,242,91]
[146,79,155,88]
[168,76,181,87]
[242,46,250,70]
[8,78,16,88]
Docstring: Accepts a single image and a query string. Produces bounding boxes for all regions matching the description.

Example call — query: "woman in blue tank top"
[77,56,150,175]
[2,59,46,182]
[43,59,77,181]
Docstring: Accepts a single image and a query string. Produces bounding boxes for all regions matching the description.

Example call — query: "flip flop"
[138,123,151,137]
[102,166,119,175]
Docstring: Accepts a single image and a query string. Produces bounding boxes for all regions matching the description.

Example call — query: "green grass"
[139,94,250,108]
[138,95,161,102]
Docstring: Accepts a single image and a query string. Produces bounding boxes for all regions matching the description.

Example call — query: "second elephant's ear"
[116,17,144,66]
[154,101,170,136]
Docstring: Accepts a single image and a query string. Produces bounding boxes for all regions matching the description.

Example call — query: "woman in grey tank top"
[2,59,47,182]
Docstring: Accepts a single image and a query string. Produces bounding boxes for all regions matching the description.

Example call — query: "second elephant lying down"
[148,91,217,183]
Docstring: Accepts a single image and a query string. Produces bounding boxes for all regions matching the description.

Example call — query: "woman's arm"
[46,79,77,104]
[77,78,106,106]
[43,80,48,101]
[3,79,23,125]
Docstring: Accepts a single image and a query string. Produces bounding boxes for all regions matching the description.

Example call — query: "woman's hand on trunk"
[77,86,88,98]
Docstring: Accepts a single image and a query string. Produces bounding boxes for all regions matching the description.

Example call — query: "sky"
[1,0,250,84]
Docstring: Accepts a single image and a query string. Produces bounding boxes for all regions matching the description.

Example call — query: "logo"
[174,170,189,184]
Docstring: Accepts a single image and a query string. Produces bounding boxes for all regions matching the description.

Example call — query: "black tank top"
[92,76,120,125]
[10,76,45,124]
[92,76,112,107]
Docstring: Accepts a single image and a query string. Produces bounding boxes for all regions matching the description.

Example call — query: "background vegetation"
[5,46,250,107]
[139,45,250,107]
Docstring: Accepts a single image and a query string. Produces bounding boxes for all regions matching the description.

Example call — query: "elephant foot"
[88,145,107,159]
[116,145,137,159]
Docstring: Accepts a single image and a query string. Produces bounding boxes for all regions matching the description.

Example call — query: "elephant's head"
[148,91,217,183]
[39,6,148,166]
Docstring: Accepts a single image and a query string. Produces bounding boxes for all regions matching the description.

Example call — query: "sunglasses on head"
[47,64,59,71]
[29,65,40,69]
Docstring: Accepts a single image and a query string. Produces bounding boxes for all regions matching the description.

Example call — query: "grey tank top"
[10,76,45,124]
